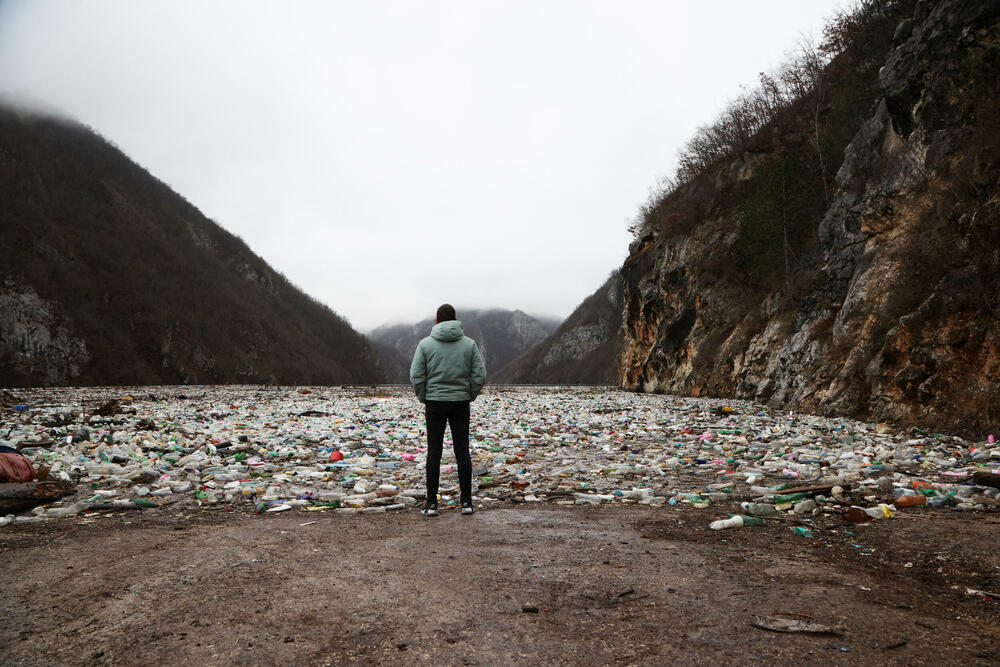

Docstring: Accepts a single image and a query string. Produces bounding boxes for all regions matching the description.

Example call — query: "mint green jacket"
[410,321,487,403]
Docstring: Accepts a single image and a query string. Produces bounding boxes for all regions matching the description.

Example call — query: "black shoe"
[420,503,439,517]
[461,501,474,515]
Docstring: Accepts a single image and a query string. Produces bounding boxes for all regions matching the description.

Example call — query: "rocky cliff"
[369,309,559,383]
[0,105,385,386]
[495,272,622,385]
[620,0,999,434]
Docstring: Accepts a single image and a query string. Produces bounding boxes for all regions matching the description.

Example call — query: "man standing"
[410,304,487,516]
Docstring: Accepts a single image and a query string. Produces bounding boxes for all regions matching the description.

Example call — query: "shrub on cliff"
[630,0,919,247]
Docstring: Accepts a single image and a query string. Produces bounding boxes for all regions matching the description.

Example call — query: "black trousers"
[424,400,472,504]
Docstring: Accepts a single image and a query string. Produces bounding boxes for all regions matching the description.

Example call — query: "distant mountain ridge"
[0,104,385,385]
[368,309,558,382]
[495,272,622,385]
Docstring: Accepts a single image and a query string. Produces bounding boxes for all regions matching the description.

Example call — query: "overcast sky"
[0,0,846,331]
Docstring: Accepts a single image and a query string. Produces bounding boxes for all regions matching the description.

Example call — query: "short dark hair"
[436,303,456,322]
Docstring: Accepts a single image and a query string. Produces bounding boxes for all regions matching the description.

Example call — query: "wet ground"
[2,503,998,665]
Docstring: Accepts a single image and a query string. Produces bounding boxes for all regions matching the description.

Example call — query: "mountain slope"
[0,105,385,386]
[619,0,999,434]
[495,272,622,385]
[369,309,558,382]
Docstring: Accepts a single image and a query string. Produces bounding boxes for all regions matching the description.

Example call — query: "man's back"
[411,306,485,516]
[410,320,486,403]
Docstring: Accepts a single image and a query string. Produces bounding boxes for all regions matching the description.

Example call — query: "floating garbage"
[0,385,996,523]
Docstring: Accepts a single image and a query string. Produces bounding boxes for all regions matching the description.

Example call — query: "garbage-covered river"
[3,385,998,524]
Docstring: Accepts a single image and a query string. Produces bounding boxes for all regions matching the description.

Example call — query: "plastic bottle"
[740,502,777,516]
[863,503,894,519]
[793,526,813,538]
[45,500,93,518]
[894,494,927,508]
[710,516,743,530]
[709,515,762,530]
[794,499,818,514]
[842,506,873,523]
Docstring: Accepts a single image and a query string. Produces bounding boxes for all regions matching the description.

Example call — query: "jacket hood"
[431,320,464,342]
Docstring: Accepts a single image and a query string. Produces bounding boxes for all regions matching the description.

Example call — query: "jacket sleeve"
[469,342,486,401]
[410,343,427,403]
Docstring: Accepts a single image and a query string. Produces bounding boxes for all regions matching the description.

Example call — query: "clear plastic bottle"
[741,502,777,516]
[794,499,817,514]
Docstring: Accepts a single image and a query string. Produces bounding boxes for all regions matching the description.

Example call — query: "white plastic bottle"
[709,515,744,530]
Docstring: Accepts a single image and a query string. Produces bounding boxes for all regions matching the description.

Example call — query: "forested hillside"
[0,105,385,385]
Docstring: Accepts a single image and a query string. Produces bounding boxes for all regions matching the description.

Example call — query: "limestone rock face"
[541,322,609,369]
[0,278,89,384]
[620,0,1000,434]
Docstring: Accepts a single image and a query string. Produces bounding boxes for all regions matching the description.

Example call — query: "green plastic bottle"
[737,514,763,526]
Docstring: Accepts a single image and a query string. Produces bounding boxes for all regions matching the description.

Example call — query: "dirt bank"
[2,505,998,665]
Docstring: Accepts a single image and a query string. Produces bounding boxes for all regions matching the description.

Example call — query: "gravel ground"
[2,504,999,665]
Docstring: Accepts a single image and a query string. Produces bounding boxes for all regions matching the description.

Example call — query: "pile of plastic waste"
[1,385,997,525]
